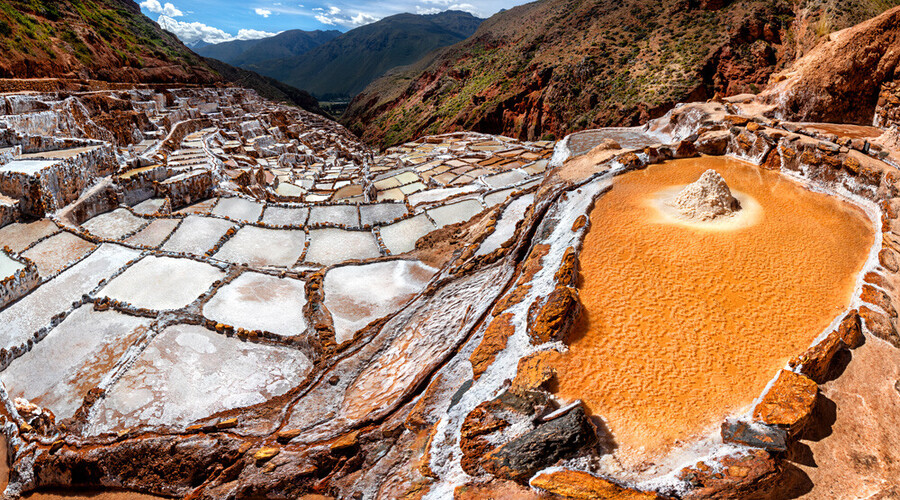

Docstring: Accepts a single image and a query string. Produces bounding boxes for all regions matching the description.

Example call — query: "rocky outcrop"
[482,406,596,482]
[752,370,818,433]
[761,6,900,124]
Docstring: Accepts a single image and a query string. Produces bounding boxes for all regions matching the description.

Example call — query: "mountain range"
[197,11,483,101]
[195,29,341,68]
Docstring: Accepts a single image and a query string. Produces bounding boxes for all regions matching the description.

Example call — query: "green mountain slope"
[0,0,217,82]
[195,29,341,67]
[343,0,900,148]
[0,0,325,115]
[245,10,483,100]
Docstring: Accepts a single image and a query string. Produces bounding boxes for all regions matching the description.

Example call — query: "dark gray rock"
[722,418,788,451]
[483,405,596,482]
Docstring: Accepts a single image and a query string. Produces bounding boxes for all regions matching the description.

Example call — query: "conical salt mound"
[670,169,741,221]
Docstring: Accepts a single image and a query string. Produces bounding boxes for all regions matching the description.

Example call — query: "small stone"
[215,417,238,429]
[276,428,302,442]
[49,439,65,454]
[331,429,360,451]
[746,121,761,132]
[721,419,788,451]
[753,370,818,432]
[531,469,661,499]
[253,447,280,462]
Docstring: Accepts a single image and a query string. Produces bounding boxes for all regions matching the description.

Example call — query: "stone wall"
[156,170,213,208]
[875,80,900,128]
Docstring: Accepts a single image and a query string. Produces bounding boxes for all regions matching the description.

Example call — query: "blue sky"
[139,0,529,46]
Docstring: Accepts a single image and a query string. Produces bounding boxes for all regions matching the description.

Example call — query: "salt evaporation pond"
[323,260,437,343]
[100,255,224,311]
[87,324,310,434]
[567,127,660,156]
[1,306,151,420]
[0,252,23,278]
[548,156,875,466]
[203,272,308,338]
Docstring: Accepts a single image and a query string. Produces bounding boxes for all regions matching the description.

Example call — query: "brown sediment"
[549,156,874,463]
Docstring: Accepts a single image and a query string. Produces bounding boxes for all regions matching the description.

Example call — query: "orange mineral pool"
[549,156,875,462]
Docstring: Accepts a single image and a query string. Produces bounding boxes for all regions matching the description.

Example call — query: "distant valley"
[195,11,482,102]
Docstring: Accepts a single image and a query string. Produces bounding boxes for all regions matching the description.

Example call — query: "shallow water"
[799,122,883,140]
[549,156,874,464]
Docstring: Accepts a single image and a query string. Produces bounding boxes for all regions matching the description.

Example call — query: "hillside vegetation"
[0,0,325,115]
[343,0,900,148]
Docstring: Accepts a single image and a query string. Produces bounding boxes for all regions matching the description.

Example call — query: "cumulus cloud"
[312,5,380,27]
[417,0,490,16]
[255,8,272,17]
[140,0,183,17]
[157,15,277,45]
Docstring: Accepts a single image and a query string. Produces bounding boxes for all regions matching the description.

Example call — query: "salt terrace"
[0,86,897,500]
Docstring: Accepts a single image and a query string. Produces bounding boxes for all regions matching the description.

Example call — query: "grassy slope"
[0,0,217,82]
[343,0,900,148]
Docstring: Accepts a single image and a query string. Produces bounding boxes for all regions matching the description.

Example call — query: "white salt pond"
[308,205,360,228]
[22,231,96,278]
[81,208,148,240]
[161,216,235,256]
[476,193,534,256]
[0,244,141,349]
[379,214,436,255]
[305,229,381,266]
[324,260,437,343]
[213,226,305,268]
[359,203,407,227]
[0,159,58,175]
[124,218,180,248]
[0,251,23,279]
[87,323,311,434]
[131,198,167,215]
[212,197,264,222]
[426,199,484,228]
[407,185,480,207]
[484,188,515,207]
[1,306,151,420]
[261,206,309,226]
[100,255,224,311]
[483,169,529,188]
[0,220,59,252]
[203,271,308,337]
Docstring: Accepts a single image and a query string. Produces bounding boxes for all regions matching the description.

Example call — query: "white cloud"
[447,3,478,15]
[237,28,279,39]
[255,8,272,17]
[311,5,380,27]
[157,15,276,45]
[140,0,183,17]
[415,6,442,14]
[350,12,380,25]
